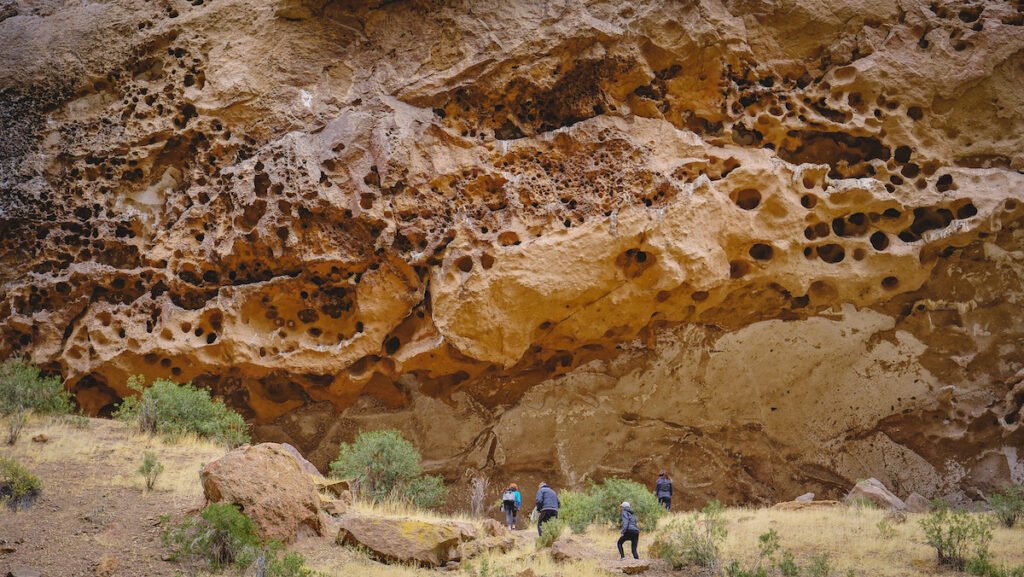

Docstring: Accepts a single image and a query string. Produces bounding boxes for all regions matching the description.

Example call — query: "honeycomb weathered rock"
[1,0,1023,505]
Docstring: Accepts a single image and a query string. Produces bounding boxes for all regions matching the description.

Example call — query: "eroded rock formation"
[2,0,1023,505]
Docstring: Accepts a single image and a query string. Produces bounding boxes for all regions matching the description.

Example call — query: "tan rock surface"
[200,443,324,543]
[1,0,1023,504]
[845,478,906,510]
[335,514,473,567]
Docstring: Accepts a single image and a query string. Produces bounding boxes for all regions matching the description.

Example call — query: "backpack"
[502,489,517,505]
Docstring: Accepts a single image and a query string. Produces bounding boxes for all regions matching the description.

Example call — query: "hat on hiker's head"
[510,483,517,490]
[621,501,631,509]
[659,471,666,476]
[540,482,548,488]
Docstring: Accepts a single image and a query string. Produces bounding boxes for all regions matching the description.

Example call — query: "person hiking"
[501,483,522,529]
[655,471,673,510]
[535,482,560,536]
[617,501,640,560]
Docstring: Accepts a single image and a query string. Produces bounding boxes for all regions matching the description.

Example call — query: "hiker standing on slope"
[655,471,673,510]
[618,501,641,560]
[501,483,522,530]
[535,482,560,536]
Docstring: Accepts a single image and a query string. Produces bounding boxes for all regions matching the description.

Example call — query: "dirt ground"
[0,417,224,577]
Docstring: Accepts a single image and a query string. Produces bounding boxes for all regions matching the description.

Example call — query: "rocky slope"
[1,0,1023,505]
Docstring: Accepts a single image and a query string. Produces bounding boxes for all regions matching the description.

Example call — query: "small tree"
[139,451,165,490]
[328,430,446,508]
[114,376,249,447]
[0,358,72,444]
[920,508,993,570]
[988,485,1024,528]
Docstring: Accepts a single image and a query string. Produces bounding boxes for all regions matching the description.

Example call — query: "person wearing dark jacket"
[535,482,560,536]
[655,471,673,510]
[617,501,640,560]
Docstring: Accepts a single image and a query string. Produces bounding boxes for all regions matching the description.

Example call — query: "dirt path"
[0,417,224,577]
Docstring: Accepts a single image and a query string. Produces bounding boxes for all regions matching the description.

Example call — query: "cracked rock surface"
[2,0,1023,505]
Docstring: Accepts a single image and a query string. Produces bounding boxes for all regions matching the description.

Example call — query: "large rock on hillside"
[845,478,906,510]
[905,492,931,513]
[3,0,1024,506]
[201,443,324,543]
[335,513,475,567]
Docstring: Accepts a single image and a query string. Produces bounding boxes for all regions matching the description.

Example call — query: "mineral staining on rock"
[1,0,1023,504]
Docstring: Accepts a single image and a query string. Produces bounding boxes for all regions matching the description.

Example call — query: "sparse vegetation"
[723,529,850,577]
[114,376,249,447]
[0,456,41,510]
[536,517,565,548]
[556,478,665,533]
[920,507,993,570]
[988,485,1024,529]
[162,503,318,576]
[328,429,445,509]
[138,451,165,490]
[0,358,72,444]
[650,499,727,571]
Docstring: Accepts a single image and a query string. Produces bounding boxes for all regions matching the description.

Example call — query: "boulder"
[200,443,324,543]
[313,476,353,501]
[795,492,815,502]
[905,492,930,513]
[844,478,906,511]
[460,534,516,559]
[620,559,651,575]
[6,568,41,577]
[336,513,474,567]
[319,494,349,516]
[549,536,590,563]
[772,500,841,511]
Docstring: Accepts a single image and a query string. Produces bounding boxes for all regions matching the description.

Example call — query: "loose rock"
[845,478,906,511]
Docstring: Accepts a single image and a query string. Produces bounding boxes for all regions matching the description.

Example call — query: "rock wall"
[2,0,1023,505]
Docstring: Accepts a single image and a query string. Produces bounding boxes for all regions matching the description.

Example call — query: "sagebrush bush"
[536,518,565,548]
[557,478,666,533]
[650,500,727,571]
[988,485,1024,528]
[115,376,249,447]
[138,451,165,490]
[162,503,317,575]
[967,549,1024,577]
[0,457,41,510]
[920,508,993,570]
[329,429,445,508]
[0,358,72,444]
[723,530,851,577]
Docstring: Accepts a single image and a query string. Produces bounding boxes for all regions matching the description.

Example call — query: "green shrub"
[115,376,249,447]
[536,517,565,548]
[328,429,446,508]
[967,549,1024,577]
[139,451,165,490]
[556,478,666,533]
[920,508,993,570]
[988,485,1024,529]
[0,457,41,510]
[0,358,72,444]
[723,530,849,577]
[560,490,600,534]
[650,500,727,571]
[162,503,318,575]
[876,517,897,539]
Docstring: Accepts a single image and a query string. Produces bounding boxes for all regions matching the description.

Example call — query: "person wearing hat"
[617,501,640,560]
[535,482,560,536]
[501,482,522,529]
[655,471,673,510]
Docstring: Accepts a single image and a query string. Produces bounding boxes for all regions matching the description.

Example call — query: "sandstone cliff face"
[2,0,1023,505]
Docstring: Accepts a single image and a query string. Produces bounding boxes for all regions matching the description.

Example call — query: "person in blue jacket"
[501,483,522,529]
[535,482,560,536]
[617,501,640,560]
[655,471,673,510]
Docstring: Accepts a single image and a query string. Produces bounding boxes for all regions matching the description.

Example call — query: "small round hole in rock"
[801,194,818,209]
[881,276,899,290]
[870,231,890,251]
[729,260,750,278]
[817,244,845,263]
[692,290,709,301]
[956,203,977,219]
[733,189,761,210]
[749,243,773,260]
[481,253,495,270]
[455,256,474,273]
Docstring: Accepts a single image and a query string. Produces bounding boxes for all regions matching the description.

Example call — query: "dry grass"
[0,414,226,497]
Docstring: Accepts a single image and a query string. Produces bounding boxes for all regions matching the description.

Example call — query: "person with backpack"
[655,471,673,510]
[617,501,640,560]
[501,483,522,529]
[535,482,560,536]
